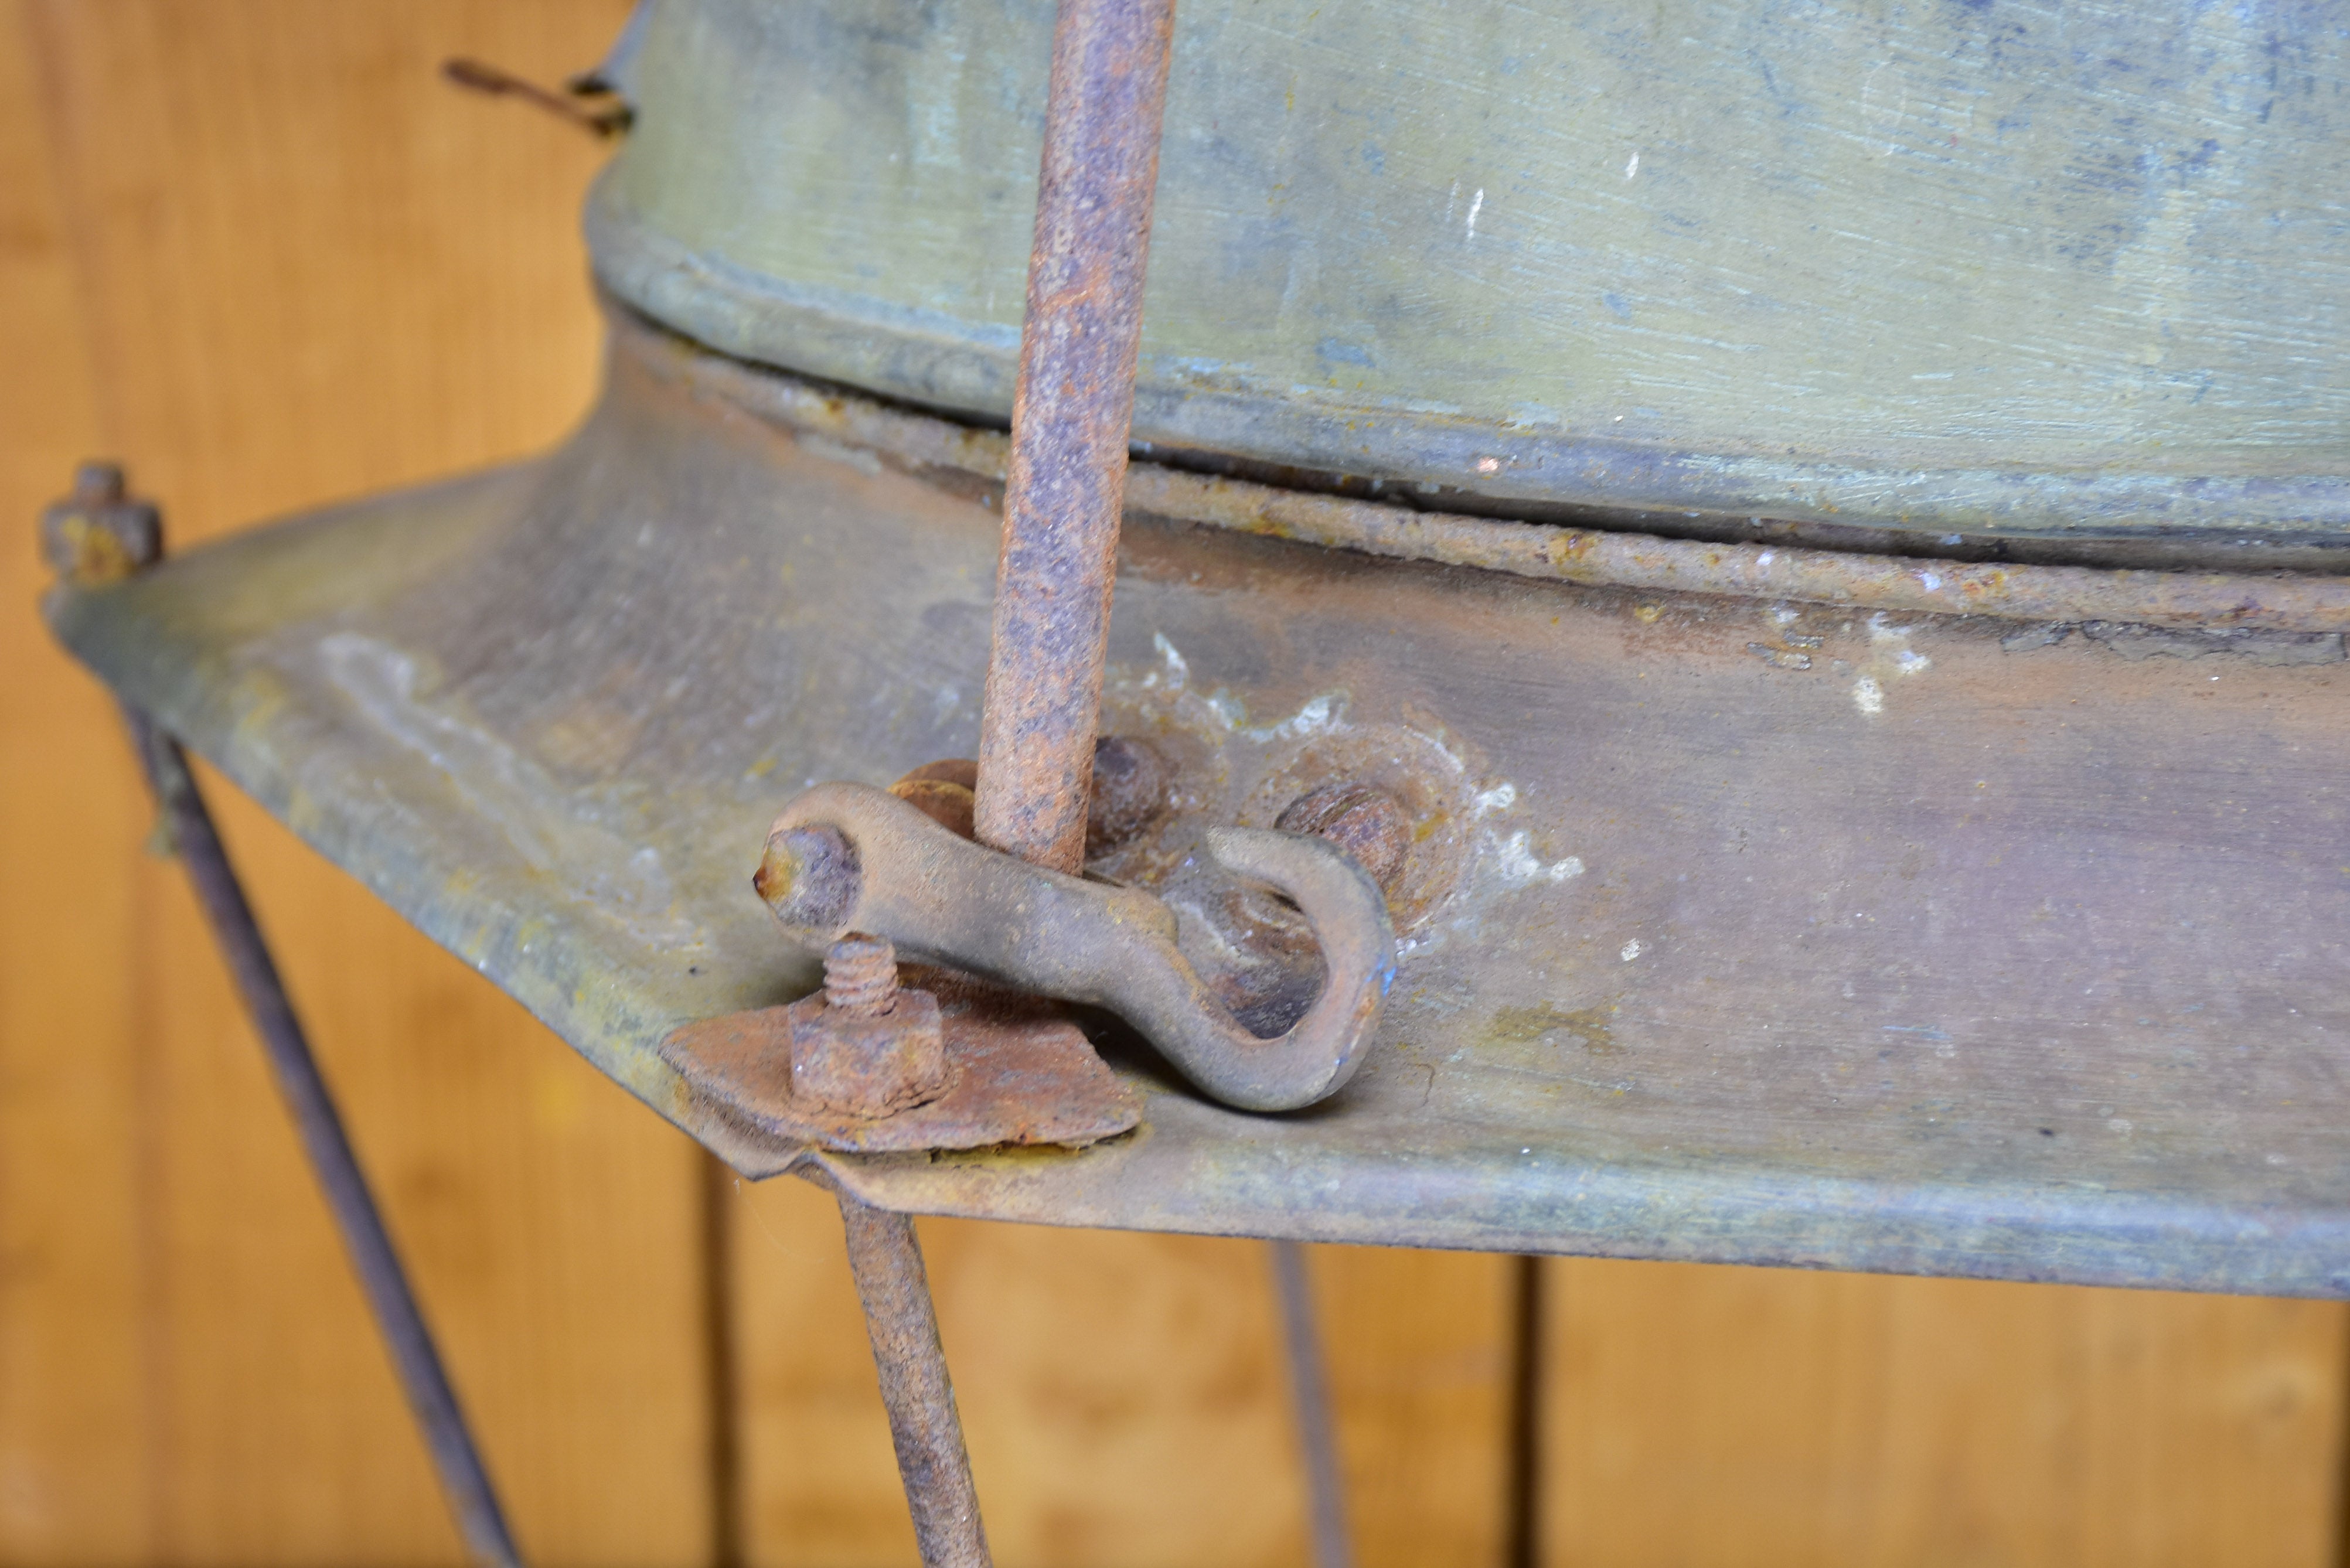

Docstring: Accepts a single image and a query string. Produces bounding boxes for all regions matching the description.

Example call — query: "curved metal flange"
[756,783,1396,1112]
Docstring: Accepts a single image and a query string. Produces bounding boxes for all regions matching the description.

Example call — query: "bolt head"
[1087,735,1171,855]
[1276,782,1411,892]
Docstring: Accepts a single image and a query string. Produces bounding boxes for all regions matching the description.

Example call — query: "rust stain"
[660,973,1141,1156]
[1486,1002,1622,1056]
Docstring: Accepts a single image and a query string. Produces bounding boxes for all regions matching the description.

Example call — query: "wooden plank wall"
[0,5,707,1563]
[1,6,2343,1566]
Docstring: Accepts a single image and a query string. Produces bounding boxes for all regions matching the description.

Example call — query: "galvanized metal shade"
[50,318,2350,1297]
[592,0,2350,544]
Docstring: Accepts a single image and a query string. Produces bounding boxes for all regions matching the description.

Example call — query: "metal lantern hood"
[41,0,2350,1562]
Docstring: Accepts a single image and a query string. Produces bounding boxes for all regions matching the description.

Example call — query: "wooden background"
[1,5,2344,1565]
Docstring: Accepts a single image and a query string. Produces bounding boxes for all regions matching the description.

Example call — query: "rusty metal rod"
[42,466,519,1563]
[1271,1241,1353,1568]
[871,5,1175,1557]
[974,0,1179,874]
[832,1187,993,1568]
[125,713,524,1568]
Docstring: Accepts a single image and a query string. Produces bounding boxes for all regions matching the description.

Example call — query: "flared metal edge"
[587,178,2350,546]
[40,466,710,1122]
[820,1099,2350,1300]
[40,350,2350,1299]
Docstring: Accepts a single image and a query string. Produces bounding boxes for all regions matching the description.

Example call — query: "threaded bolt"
[823,935,900,1016]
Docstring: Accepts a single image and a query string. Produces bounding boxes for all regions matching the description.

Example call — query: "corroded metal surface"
[622,314,2350,638]
[660,976,1139,1155]
[592,0,2350,543]
[782,938,952,1118]
[40,463,160,588]
[827,1183,994,1568]
[755,782,1392,1111]
[1278,783,1410,894]
[976,0,1178,874]
[45,332,2350,1295]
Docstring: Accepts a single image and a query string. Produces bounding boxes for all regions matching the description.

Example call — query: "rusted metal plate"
[660,976,1140,1156]
[46,326,2350,1296]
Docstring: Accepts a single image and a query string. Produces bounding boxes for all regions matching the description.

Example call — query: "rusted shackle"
[753,782,1396,1113]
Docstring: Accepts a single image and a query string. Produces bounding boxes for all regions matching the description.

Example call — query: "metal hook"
[754,782,1396,1112]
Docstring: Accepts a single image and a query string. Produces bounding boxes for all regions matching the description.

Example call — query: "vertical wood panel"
[728,1174,915,1567]
[6,4,711,1563]
[0,4,149,1558]
[926,1220,1305,1568]
[730,1172,1514,1568]
[1313,1245,1513,1568]
[10,8,2350,1568]
[731,1178,1309,1568]
[1541,1258,2348,1568]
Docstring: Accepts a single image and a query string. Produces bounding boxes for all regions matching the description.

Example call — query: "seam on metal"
[585,188,2350,541]
[619,308,2350,636]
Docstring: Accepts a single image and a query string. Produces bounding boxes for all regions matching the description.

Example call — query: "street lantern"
[45,2,2350,1562]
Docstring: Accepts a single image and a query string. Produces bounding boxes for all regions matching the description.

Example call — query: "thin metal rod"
[1270,1240,1353,1568]
[974,0,1180,874]
[832,1187,993,1568]
[125,712,525,1568]
[873,5,1176,1556]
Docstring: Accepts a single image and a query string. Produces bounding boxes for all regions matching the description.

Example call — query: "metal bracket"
[755,782,1397,1113]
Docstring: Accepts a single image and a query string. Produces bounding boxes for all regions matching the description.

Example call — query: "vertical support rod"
[1270,1241,1353,1568]
[870,2,1176,1555]
[835,1189,993,1568]
[44,465,519,1564]
[127,713,525,1568]
[974,0,1180,874]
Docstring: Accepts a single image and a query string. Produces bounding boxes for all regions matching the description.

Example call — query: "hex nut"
[40,461,161,588]
[786,986,948,1117]
[896,757,979,790]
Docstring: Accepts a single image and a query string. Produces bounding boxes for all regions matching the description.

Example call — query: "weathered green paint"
[591,0,2350,543]
[50,325,2350,1295]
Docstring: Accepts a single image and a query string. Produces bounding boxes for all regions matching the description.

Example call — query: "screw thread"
[823,935,899,1015]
